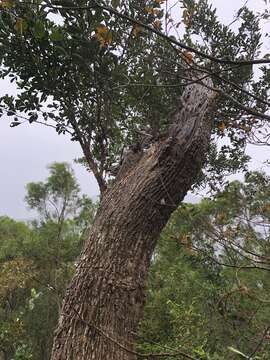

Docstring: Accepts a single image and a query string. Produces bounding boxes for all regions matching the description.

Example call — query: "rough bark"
[51,77,216,360]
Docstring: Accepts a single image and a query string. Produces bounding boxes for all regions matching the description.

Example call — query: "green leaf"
[50,28,63,41]
[33,20,46,39]
[10,121,21,127]
[29,113,38,123]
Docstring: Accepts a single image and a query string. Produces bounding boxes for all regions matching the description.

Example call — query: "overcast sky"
[0,0,268,220]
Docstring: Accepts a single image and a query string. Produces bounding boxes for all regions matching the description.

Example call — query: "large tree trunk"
[51,77,216,359]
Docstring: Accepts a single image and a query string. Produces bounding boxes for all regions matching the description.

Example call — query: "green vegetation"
[0,165,269,359]
[0,0,269,358]
[0,163,96,360]
[139,171,270,359]
[0,0,269,190]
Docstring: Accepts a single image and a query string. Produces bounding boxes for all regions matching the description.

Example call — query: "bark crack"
[51,73,216,360]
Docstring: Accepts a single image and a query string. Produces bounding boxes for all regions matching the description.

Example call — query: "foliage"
[138,171,270,359]
[0,0,269,358]
[0,1,269,189]
[0,165,270,359]
[25,162,80,220]
[0,163,95,360]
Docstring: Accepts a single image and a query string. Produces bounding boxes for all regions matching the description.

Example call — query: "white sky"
[0,0,269,219]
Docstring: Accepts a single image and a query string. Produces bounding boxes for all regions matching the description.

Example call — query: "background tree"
[0,217,35,360]
[0,0,269,359]
[0,163,95,360]
[0,169,270,359]
[139,171,270,359]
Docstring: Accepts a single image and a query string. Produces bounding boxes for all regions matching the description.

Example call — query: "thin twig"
[47,2,270,66]
[248,325,270,359]
[70,306,197,359]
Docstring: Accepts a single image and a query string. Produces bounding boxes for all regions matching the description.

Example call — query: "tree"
[0,163,95,360]
[0,1,269,359]
[0,216,35,360]
[24,162,96,359]
[139,171,270,359]
[1,171,269,359]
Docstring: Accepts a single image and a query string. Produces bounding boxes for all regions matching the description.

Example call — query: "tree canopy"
[0,162,96,360]
[0,0,269,192]
[0,1,270,359]
[139,170,270,359]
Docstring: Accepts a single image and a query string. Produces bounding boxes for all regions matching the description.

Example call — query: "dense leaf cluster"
[0,0,269,189]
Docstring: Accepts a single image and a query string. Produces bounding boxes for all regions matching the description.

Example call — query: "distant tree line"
[0,164,269,359]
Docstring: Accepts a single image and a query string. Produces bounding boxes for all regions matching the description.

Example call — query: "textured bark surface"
[51,78,216,360]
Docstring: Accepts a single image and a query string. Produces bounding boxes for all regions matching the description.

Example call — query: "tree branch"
[70,306,197,360]
[49,1,270,66]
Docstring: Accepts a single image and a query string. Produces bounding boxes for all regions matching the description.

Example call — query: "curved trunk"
[51,78,216,360]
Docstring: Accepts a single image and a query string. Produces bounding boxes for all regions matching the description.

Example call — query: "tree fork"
[51,76,217,360]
